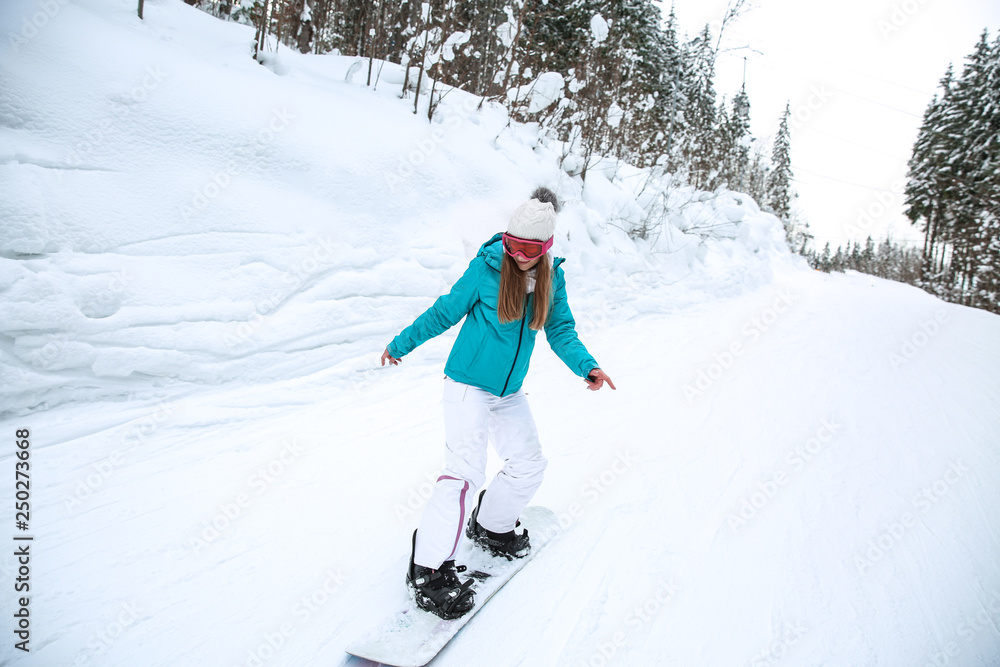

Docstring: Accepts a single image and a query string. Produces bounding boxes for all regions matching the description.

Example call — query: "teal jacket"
[388,233,598,397]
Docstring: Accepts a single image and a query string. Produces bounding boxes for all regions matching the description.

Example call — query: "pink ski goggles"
[502,233,553,260]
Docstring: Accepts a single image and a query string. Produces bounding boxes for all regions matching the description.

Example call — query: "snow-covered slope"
[2,1,999,666]
[1,0,784,417]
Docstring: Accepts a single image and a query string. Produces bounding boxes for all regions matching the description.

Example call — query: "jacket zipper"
[501,312,527,396]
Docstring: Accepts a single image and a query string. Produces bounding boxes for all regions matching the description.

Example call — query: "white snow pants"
[413,377,547,569]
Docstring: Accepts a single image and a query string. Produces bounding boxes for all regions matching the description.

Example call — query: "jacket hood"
[478,232,564,271]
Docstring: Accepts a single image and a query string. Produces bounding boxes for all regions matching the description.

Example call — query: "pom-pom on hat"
[506,187,560,241]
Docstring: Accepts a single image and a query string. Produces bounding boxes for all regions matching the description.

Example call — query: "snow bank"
[0,0,789,415]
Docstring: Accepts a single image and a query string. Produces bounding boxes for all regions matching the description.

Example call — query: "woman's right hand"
[584,368,616,391]
[381,348,401,366]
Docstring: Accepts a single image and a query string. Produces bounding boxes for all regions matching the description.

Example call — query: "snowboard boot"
[406,530,475,620]
[465,489,531,560]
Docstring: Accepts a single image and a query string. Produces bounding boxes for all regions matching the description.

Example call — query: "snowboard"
[345,506,561,667]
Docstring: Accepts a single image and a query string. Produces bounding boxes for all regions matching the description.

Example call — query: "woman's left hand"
[584,368,616,391]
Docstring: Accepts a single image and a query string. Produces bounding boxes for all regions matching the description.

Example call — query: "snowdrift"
[1,1,999,666]
[0,0,787,416]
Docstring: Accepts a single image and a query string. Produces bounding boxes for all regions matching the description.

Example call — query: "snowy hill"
[1,0,788,417]
[2,0,1000,665]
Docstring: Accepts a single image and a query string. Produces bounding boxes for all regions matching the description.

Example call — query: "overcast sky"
[659,0,1000,250]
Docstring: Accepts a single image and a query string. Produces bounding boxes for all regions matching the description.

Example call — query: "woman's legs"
[476,390,547,533]
[413,379,489,569]
[414,381,547,568]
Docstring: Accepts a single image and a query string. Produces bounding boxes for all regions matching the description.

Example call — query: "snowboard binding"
[465,489,531,560]
[406,530,476,620]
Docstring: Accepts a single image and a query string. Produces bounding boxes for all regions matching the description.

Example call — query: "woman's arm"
[544,268,601,378]
[386,257,485,360]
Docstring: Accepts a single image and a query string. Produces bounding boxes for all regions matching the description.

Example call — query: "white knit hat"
[506,187,560,241]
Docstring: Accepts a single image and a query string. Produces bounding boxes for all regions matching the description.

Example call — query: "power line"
[749,57,924,119]
[748,41,936,98]
[795,124,909,161]
[791,167,905,195]
[833,86,923,119]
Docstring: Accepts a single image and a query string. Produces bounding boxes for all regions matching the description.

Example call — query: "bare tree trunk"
[428,65,452,122]
[922,204,933,260]
[254,0,273,62]
[413,25,431,114]
[401,10,416,99]
[367,38,375,85]
[499,0,529,97]
[428,72,437,122]
[366,0,376,86]
[478,0,502,99]
[137,0,144,19]
[927,206,941,274]
[367,0,388,86]
[414,64,424,114]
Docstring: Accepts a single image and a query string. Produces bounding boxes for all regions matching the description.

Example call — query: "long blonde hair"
[498,253,551,329]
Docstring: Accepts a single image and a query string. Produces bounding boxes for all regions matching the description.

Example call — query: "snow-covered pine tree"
[832,245,845,272]
[906,30,1000,312]
[548,5,618,179]
[942,31,991,298]
[519,0,594,90]
[716,89,751,192]
[905,66,953,278]
[861,236,876,275]
[502,0,592,128]
[513,1,604,174]
[818,242,832,272]
[607,0,673,165]
[811,237,924,284]
[963,33,999,312]
[767,102,794,235]
[651,3,689,174]
[445,0,507,96]
[679,24,718,189]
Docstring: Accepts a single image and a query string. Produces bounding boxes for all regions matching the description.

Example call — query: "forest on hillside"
[178,0,998,314]
[808,30,999,314]
[182,0,803,241]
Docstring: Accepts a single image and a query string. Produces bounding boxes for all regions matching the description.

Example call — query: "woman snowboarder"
[381,187,615,619]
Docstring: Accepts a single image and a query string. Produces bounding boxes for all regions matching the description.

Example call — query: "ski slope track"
[1,0,999,665]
